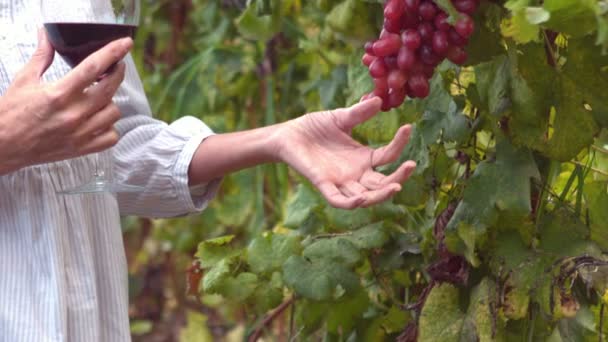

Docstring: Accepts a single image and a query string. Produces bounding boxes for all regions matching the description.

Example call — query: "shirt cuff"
[172,130,222,213]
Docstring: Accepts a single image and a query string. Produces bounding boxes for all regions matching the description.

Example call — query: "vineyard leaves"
[445,139,540,266]
[157,0,608,340]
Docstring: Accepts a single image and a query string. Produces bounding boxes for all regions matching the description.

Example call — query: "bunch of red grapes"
[361,0,478,111]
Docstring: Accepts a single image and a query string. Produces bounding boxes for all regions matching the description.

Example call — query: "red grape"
[418,22,434,42]
[420,44,441,65]
[373,88,391,111]
[362,53,376,67]
[369,58,388,78]
[388,88,407,108]
[388,69,409,89]
[397,46,416,71]
[404,0,421,12]
[447,46,468,65]
[373,33,402,56]
[419,2,437,21]
[423,64,435,78]
[402,12,421,30]
[434,12,450,32]
[374,77,389,93]
[384,0,405,21]
[360,0,478,107]
[453,0,477,15]
[448,28,468,46]
[364,41,375,55]
[385,56,398,69]
[408,74,430,98]
[432,31,449,56]
[455,15,475,38]
[384,18,402,33]
[402,29,422,50]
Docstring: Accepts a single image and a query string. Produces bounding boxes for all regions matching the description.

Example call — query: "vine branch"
[248,296,296,342]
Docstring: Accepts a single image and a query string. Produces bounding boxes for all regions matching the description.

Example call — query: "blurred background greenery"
[124,0,383,340]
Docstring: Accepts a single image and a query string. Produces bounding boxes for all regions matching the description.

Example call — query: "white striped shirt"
[0,1,220,341]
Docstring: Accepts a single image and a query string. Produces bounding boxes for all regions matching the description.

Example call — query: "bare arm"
[188,98,416,209]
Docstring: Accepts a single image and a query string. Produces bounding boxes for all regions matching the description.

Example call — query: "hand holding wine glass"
[0,30,132,175]
[41,0,141,194]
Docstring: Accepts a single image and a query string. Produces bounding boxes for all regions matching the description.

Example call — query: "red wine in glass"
[44,23,137,74]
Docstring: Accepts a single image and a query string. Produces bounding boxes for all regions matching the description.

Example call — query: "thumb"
[16,28,55,84]
[336,97,382,132]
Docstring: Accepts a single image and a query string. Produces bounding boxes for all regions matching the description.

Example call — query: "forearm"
[188,123,283,185]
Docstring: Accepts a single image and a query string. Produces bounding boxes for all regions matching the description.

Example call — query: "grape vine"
[132,0,608,340]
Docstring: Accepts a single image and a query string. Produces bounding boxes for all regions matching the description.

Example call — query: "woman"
[0,1,416,341]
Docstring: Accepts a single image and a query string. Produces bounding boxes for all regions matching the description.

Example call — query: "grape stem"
[248,296,296,342]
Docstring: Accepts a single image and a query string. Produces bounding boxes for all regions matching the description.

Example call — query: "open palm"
[277,97,416,209]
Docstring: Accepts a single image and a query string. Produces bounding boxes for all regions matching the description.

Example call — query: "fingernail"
[121,37,133,49]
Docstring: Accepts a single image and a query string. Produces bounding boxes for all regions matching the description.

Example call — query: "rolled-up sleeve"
[110,55,221,218]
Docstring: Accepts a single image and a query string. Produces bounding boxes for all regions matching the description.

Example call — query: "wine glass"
[41,0,144,194]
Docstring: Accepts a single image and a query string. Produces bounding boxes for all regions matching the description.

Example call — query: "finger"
[360,170,387,190]
[82,62,126,113]
[58,37,133,94]
[78,128,120,155]
[14,28,55,85]
[383,161,417,185]
[317,181,365,209]
[371,125,412,167]
[360,184,401,208]
[339,181,367,197]
[335,97,382,132]
[72,103,121,143]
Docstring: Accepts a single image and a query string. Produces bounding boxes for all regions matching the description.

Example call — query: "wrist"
[264,122,288,164]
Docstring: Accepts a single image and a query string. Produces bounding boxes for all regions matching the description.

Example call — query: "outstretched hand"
[277,97,416,209]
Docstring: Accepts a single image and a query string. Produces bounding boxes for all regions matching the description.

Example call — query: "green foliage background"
[124,0,608,340]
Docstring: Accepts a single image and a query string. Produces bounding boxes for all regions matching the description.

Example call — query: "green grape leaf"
[446,140,540,265]
[202,258,233,293]
[283,255,360,301]
[502,10,540,43]
[466,2,507,65]
[465,279,505,341]
[252,272,284,312]
[383,125,431,177]
[543,0,598,37]
[326,289,370,334]
[419,101,471,144]
[418,284,465,341]
[419,280,505,341]
[557,307,600,341]
[195,235,239,268]
[584,182,608,250]
[563,37,608,128]
[217,272,259,301]
[235,2,277,41]
[538,208,602,258]
[247,233,302,274]
[381,306,411,334]
[474,55,512,117]
[323,206,374,231]
[344,222,390,249]
[303,238,362,267]
[284,184,323,229]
